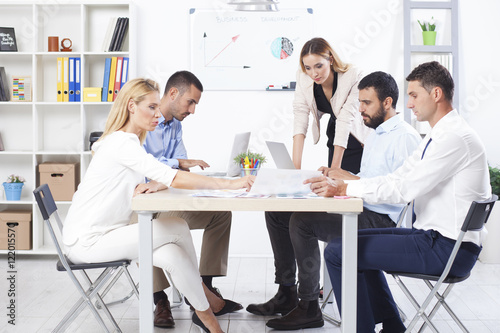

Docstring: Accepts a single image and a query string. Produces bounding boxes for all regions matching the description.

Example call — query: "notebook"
[266,141,296,169]
[197,132,251,177]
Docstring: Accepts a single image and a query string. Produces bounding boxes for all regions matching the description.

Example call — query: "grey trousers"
[153,210,231,292]
[265,208,395,301]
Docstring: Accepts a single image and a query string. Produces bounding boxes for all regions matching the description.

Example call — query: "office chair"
[386,195,497,333]
[320,203,411,326]
[34,184,139,333]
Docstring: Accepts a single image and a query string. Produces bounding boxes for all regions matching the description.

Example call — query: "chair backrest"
[33,184,70,269]
[461,194,497,232]
[438,195,497,282]
[396,202,411,228]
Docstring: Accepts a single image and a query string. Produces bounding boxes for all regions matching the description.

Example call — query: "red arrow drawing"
[205,34,240,66]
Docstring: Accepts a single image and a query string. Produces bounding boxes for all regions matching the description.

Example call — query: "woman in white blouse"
[63,78,252,333]
[292,37,372,173]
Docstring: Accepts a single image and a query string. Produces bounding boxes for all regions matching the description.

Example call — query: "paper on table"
[249,169,322,195]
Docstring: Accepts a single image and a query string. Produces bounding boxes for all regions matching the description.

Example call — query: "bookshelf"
[0,1,136,255]
[403,0,459,134]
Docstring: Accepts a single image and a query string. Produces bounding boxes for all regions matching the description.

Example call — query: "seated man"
[309,61,491,332]
[143,71,241,328]
[247,71,421,330]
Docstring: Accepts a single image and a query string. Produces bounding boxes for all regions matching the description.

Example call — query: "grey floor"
[1,255,500,333]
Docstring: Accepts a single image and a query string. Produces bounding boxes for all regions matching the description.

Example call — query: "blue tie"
[412,138,433,223]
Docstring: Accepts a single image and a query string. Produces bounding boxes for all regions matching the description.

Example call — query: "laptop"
[265,141,296,169]
[198,132,251,177]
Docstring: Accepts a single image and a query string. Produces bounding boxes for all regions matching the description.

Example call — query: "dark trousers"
[265,209,395,300]
[324,228,482,333]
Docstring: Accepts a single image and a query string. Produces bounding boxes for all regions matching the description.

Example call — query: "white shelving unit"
[0,1,136,254]
[403,0,458,134]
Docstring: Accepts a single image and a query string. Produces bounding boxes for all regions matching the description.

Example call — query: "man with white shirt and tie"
[307,61,491,333]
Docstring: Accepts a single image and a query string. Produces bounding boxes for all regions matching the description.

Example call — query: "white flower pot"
[479,201,500,263]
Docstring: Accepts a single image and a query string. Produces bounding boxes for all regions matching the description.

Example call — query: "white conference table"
[132,188,363,333]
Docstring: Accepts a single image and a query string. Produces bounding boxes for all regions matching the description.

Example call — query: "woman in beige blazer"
[292,37,372,173]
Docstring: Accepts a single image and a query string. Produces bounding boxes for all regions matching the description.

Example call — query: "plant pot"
[2,182,24,201]
[240,167,260,177]
[479,201,500,263]
[422,31,437,45]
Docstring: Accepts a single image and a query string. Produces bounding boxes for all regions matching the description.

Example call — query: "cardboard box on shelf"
[38,163,79,201]
[0,210,32,250]
[83,87,102,102]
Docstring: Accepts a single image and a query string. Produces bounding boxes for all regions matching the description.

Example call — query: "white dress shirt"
[63,131,178,248]
[347,110,491,245]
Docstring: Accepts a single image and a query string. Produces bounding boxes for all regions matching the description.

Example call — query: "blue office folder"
[120,57,129,89]
[68,57,75,102]
[74,57,81,102]
[102,58,112,102]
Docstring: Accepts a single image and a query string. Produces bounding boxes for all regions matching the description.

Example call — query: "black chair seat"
[386,271,470,284]
[57,257,132,271]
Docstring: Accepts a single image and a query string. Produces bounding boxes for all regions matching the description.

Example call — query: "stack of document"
[249,169,322,196]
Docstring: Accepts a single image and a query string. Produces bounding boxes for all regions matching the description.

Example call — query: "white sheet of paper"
[249,169,322,195]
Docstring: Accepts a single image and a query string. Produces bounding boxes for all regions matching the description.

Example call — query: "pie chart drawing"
[270,37,294,60]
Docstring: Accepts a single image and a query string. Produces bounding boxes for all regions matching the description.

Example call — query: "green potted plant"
[489,166,500,197]
[234,150,266,176]
[479,165,500,263]
[2,174,26,201]
[418,17,436,46]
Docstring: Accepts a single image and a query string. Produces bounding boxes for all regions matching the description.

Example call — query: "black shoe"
[192,312,209,332]
[214,299,243,316]
[266,299,324,330]
[246,284,298,316]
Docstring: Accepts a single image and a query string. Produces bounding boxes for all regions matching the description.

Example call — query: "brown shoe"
[154,298,175,328]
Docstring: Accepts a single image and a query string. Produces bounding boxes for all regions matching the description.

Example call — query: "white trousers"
[66,215,209,311]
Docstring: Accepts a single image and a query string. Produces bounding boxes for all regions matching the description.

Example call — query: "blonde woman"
[63,78,252,332]
[293,37,372,173]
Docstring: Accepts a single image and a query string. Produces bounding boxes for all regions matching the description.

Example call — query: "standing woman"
[292,37,371,173]
[63,78,252,333]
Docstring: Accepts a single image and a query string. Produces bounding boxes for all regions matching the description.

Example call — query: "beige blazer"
[292,66,373,147]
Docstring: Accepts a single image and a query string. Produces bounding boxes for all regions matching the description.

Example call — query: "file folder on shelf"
[75,57,81,102]
[69,57,75,102]
[102,57,112,102]
[120,57,129,89]
[57,57,63,102]
[113,57,123,100]
[63,57,69,102]
[107,57,117,102]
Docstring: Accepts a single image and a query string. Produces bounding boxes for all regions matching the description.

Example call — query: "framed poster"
[0,27,18,52]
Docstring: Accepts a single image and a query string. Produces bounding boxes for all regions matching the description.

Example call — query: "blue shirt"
[357,115,421,221]
[143,115,187,169]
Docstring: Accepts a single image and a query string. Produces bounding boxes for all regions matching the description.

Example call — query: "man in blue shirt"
[247,72,421,330]
[143,71,241,328]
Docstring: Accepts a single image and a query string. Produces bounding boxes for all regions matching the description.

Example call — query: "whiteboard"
[190,8,314,91]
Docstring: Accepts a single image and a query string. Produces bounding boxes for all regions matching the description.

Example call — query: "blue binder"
[120,57,129,89]
[68,57,75,102]
[102,58,112,102]
[74,57,81,102]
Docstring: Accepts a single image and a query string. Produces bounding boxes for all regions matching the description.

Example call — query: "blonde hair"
[300,37,351,74]
[100,78,160,145]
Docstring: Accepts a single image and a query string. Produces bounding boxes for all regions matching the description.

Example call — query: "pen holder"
[240,167,260,177]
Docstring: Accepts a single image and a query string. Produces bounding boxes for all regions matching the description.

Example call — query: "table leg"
[138,212,154,333]
[341,213,358,333]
